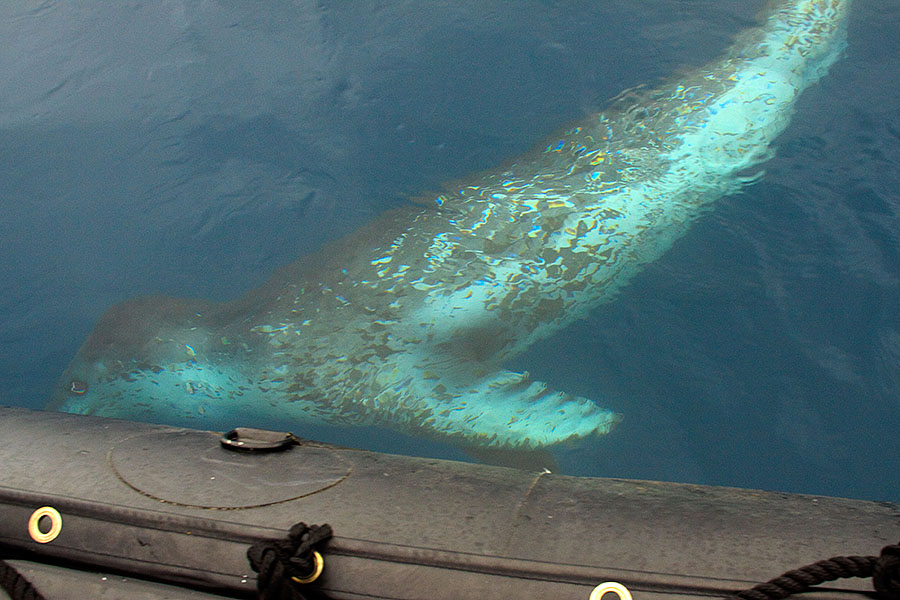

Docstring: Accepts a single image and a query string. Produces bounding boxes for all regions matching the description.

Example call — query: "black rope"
[247,522,333,600]
[0,560,46,600]
[728,541,900,600]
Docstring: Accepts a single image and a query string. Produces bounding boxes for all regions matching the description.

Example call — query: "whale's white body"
[52,0,851,450]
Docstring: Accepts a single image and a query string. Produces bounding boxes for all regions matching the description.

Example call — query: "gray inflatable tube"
[0,407,897,600]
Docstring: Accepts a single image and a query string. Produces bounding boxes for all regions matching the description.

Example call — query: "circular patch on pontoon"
[109,429,351,509]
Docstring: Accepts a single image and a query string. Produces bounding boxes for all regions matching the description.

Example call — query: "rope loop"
[874,543,900,600]
[0,560,46,600]
[247,522,333,600]
[729,541,900,600]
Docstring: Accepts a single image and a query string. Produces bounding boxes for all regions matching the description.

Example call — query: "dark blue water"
[1,1,898,501]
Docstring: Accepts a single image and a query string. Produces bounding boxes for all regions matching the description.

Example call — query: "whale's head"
[49,296,248,426]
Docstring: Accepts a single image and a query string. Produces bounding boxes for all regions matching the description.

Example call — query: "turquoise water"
[1,1,898,500]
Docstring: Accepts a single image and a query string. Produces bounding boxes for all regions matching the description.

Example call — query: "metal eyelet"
[589,581,632,600]
[291,551,324,584]
[28,506,62,544]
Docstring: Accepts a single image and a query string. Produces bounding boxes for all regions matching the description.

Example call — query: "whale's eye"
[70,380,88,395]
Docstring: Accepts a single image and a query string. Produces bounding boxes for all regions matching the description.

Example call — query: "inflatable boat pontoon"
[0,407,898,599]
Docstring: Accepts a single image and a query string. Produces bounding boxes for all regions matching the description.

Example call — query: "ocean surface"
[1,1,898,501]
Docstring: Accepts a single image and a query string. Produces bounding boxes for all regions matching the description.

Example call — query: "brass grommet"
[28,506,62,544]
[589,581,632,600]
[290,551,324,584]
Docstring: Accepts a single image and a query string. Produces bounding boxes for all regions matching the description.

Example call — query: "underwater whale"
[50,0,851,450]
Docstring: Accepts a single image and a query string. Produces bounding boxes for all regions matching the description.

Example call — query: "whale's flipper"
[393,365,622,448]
